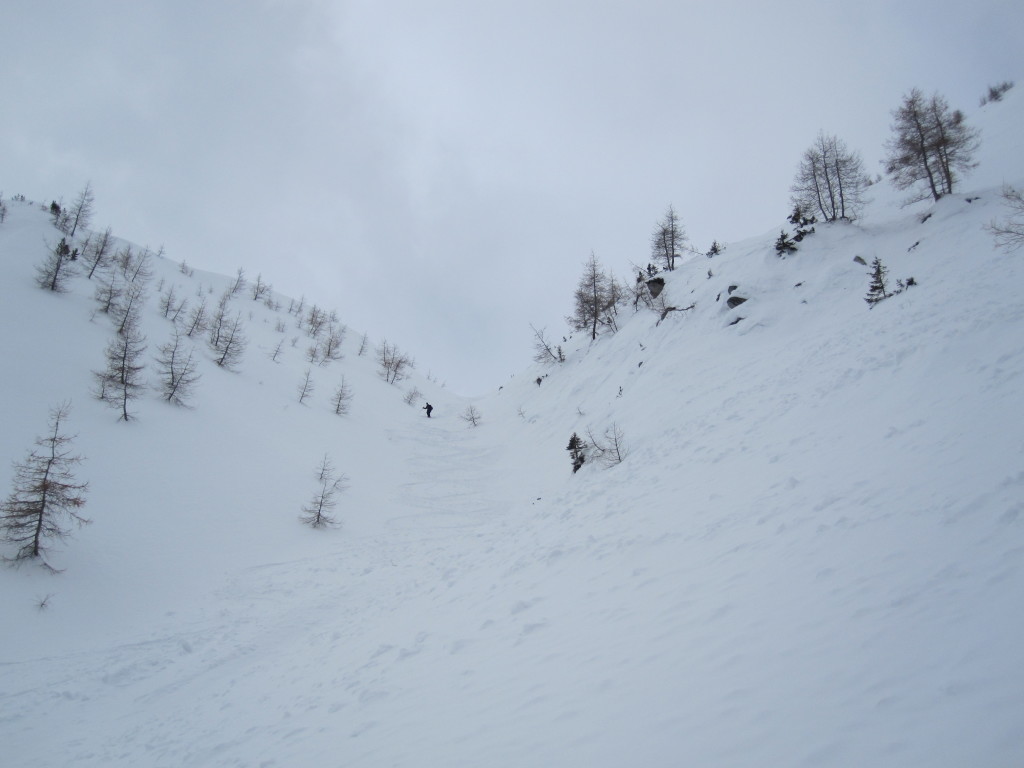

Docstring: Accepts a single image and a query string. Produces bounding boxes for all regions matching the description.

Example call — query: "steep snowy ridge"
[1,91,1023,766]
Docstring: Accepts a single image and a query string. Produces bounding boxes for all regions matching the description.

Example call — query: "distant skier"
[423,402,433,418]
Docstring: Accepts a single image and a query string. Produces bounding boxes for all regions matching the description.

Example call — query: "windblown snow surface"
[2,92,1023,767]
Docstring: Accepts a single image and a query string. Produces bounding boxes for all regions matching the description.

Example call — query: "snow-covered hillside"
[2,92,1023,767]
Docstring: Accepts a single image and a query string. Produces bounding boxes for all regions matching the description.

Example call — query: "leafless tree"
[269,338,285,363]
[36,238,77,292]
[376,339,415,384]
[988,185,1024,251]
[207,291,233,349]
[403,387,422,405]
[229,267,247,297]
[95,316,147,421]
[300,454,347,528]
[460,404,482,427]
[1,402,89,570]
[113,245,153,287]
[319,322,345,363]
[184,294,209,338]
[115,281,147,336]
[306,304,328,338]
[530,324,564,365]
[93,269,124,314]
[65,182,95,238]
[251,273,271,301]
[884,89,980,203]
[212,312,247,370]
[357,332,370,356]
[331,376,354,415]
[650,205,688,271]
[791,132,869,221]
[155,329,201,406]
[297,367,316,404]
[159,284,189,323]
[568,253,621,340]
[84,226,114,279]
[586,423,629,467]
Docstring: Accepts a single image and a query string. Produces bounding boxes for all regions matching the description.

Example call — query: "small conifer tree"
[567,433,586,473]
[775,230,797,256]
[865,257,892,306]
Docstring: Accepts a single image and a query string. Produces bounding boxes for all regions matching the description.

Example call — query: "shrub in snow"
[461,405,482,427]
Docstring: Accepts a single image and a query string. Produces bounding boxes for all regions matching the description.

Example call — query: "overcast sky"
[3,1,1021,394]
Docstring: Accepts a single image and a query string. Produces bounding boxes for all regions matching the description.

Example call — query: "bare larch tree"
[791,131,868,222]
[884,89,980,203]
[1,402,89,570]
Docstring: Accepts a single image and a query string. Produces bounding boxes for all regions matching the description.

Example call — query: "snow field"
[1,90,1023,766]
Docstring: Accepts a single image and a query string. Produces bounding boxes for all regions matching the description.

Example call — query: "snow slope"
[1,91,1023,767]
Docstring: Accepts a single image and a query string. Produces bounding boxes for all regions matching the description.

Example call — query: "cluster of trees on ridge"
[530,84,1021,360]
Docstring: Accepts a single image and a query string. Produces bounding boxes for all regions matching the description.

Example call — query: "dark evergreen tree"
[865,257,892,306]
[1,402,89,570]
[567,433,586,473]
[774,230,797,256]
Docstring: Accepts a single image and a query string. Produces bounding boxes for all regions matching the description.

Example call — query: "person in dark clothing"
[423,402,433,418]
